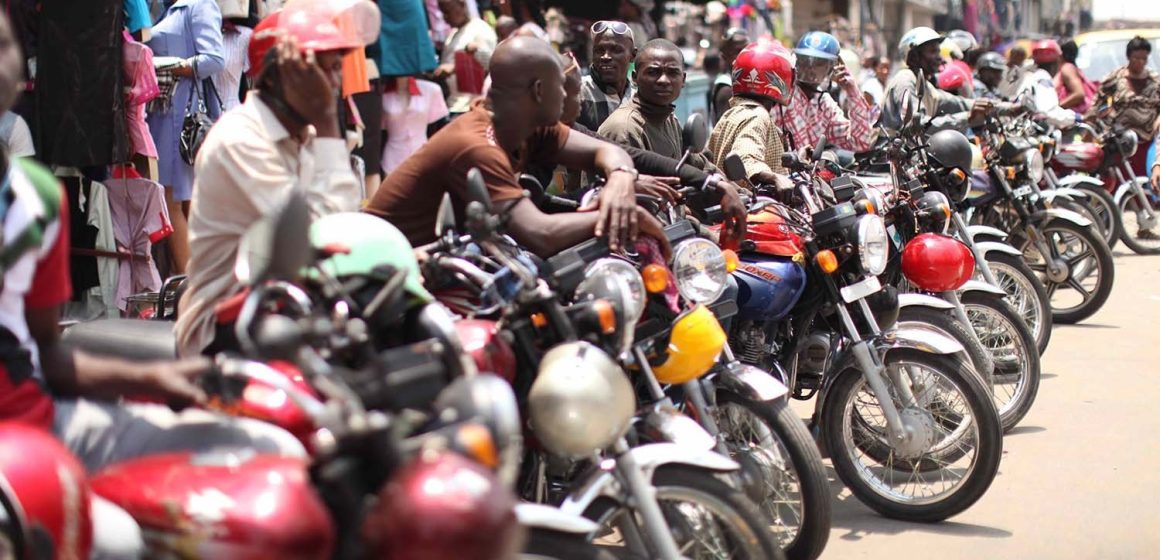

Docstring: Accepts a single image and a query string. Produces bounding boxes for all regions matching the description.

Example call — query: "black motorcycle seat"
[62,319,177,361]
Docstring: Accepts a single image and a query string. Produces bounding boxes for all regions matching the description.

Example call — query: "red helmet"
[1031,39,1062,64]
[901,233,976,292]
[731,40,795,105]
[937,60,972,93]
[248,0,381,78]
[0,423,92,559]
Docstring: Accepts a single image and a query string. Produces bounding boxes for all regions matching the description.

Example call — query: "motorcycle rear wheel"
[583,465,786,560]
[712,391,831,560]
[1016,219,1115,324]
[1072,184,1123,251]
[959,291,1041,432]
[896,306,993,390]
[983,252,1053,355]
[823,349,1003,522]
[1117,178,1160,255]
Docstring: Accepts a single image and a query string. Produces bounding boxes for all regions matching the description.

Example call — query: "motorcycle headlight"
[857,187,887,216]
[1121,129,1139,157]
[672,238,728,304]
[856,215,889,275]
[527,342,634,458]
[576,259,645,327]
[1023,148,1045,185]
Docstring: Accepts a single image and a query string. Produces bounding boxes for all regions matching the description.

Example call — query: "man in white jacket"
[1015,40,1082,129]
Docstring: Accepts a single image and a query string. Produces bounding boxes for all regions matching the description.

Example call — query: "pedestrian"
[381,76,449,176]
[432,0,497,96]
[1090,36,1160,178]
[1056,39,1096,113]
[712,28,750,122]
[861,56,891,106]
[618,0,656,43]
[577,20,636,132]
[211,9,252,111]
[147,0,225,275]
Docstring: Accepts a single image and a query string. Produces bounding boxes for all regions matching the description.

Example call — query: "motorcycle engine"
[795,332,833,391]
[729,322,768,365]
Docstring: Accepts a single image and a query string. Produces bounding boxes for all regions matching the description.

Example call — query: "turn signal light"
[456,423,499,469]
[949,167,967,184]
[1005,167,1017,180]
[815,250,839,273]
[856,199,876,215]
[723,249,740,273]
[642,264,669,293]
[593,300,617,335]
[531,312,548,328]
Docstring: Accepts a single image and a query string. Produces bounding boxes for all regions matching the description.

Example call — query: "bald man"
[365,37,668,257]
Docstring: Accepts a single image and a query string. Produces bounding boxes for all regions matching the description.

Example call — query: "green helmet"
[308,213,432,303]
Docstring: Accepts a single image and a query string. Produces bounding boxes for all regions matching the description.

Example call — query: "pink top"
[1055,62,1093,115]
[124,31,160,159]
[381,79,449,175]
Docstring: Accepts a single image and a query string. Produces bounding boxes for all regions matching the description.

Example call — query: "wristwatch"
[610,165,639,180]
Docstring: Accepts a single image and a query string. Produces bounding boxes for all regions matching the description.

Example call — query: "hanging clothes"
[36,0,128,167]
[381,78,448,175]
[212,24,253,111]
[123,30,160,161]
[373,0,438,77]
[106,167,172,311]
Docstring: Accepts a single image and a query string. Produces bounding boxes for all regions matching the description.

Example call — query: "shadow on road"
[1040,372,1058,379]
[1004,425,1046,436]
[1057,323,1119,330]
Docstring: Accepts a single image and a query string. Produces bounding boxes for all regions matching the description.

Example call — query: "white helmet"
[946,30,978,53]
[898,26,942,61]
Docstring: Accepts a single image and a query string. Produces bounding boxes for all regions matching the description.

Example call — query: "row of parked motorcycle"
[26,90,1152,560]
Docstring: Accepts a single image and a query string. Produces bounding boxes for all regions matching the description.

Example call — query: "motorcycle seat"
[62,319,177,361]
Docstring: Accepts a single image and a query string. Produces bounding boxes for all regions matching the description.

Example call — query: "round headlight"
[672,238,728,304]
[576,259,645,326]
[858,187,887,216]
[1023,148,1045,185]
[857,215,889,275]
[527,342,634,458]
[1122,129,1139,157]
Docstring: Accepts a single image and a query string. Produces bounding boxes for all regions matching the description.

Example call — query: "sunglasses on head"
[592,20,631,36]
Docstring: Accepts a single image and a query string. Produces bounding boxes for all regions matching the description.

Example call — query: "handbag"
[179,60,223,165]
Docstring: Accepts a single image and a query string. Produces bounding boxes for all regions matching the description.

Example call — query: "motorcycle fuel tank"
[734,257,807,322]
[1053,141,1104,173]
[454,319,517,383]
[90,452,333,560]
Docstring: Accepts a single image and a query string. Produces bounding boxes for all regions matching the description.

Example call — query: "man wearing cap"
[177,5,365,356]
[774,31,877,153]
[577,20,637,132]
[973,51,1007,100]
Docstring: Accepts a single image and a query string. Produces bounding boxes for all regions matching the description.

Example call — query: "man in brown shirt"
[366,36,666,257]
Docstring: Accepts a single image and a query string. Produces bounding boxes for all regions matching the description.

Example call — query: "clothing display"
[105,169,173,312]
[365,100,569,246]
[774,85,877,153]
[0,112,35,158]
[123,31,160,160]
[373,0,438,77]
[577,73,634,133]
[36,0,128,167]
[212,25,253,111]
[708,97,786,180]
[146,0,225,200]
[382,78,449,175]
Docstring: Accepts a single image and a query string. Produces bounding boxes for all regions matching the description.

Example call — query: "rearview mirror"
[435,192,456,237]
[723,153,747,182]
[465,167,492,213]
[519,173,547,201]
[900,92,915,125]
[234,191,311,285]
[682,113,709,153]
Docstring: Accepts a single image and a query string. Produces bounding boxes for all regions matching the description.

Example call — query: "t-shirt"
[0,160,72,429]
[365,101,570,246]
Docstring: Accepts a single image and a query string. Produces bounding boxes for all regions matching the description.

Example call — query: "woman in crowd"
[147,0,224,274]
[1091,36,1160,177]
[1056,39,1094,113]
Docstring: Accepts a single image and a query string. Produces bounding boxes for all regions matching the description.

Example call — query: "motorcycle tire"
[823,349,1003,522]
[1117,178,1160,255]
[983,251,1053,355]
[712,390,831,560]
[959,291,1041,432]
[522,529,628,560]
[1017,219,1115,324]
[896,305,994,391]
[1072,184,1123,251]
[583,465,786,560]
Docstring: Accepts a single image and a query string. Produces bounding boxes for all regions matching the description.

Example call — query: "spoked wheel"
[823,349,1003,522]
[1072,184,1123,251]
[1117,178,1160,255]
[896,305,993,389]
[982,252,1053,355]
[959,291,1041,432]
[1017,219,1115,324]
[712,392,831,560]
[584,465,786,560]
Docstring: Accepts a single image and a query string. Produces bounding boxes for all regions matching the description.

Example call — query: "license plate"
[840,275,882,303]
[1011,186,1033,198]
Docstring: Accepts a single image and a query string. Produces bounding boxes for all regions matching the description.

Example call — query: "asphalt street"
[817,249,1160,559]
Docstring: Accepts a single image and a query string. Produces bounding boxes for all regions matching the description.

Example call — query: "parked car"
[1075,29,1160,83]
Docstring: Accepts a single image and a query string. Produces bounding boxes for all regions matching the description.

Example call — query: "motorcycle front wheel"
[583,465,786,560]
[982,252,1053,355]
[1117,178,1160,255]
[823,349,1003,522]
[1017,219,1115,324]
[959,291,1041,432]
[711,391,831,560]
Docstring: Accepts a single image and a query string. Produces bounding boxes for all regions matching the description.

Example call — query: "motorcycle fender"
[1032,208,1092,227]
[958,279,1007,297]
[897,292,955,311]
[1038,190,1074,204]
[712,363,789,402]
[642,405,717,451]
[966,225,1008,242]
[1053,187,1090,201]
[976,241,1023,257]
[1055,174,1104,190]
[515,503,600,535]
[1114,178,1148,206]
[877,324,965,355]
[558,444,740,516]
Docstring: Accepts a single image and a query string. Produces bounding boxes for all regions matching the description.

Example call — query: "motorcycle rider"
[577,20,637,132]
[1013,40,1083,128]
[366,36,669,258]
[774,31,877,153]
[973,51,1007,100]
[177,2,367,357]
[0,10,304,557]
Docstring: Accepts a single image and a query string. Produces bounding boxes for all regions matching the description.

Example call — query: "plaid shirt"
[577,74,634,132]
[708,97,786,179]
[775,85,877,153]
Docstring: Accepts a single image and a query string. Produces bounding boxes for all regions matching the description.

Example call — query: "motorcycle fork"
[941,290,996,384]
[630,346,732,457]
[611,438,684,560]
[1117,164,1158,228]
[994,168,1068,279]
[952,213,1000,286]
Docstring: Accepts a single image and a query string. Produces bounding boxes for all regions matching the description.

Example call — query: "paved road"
[818,250,1160,559]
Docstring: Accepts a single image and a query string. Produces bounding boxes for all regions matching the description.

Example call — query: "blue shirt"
[124,0,153,33]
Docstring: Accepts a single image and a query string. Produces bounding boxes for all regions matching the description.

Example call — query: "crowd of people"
[0,0,1157,555]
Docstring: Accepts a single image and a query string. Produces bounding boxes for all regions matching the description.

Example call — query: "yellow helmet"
[650,305,727,385]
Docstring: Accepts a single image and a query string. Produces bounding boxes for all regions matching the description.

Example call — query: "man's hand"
[1151,164,1160,189]
[144,358,211,410]
[636,208,673,261]
[717,181,748,242]
[276,36,339,136]
[635,175,680,204]
[585,169,638,252]
[970,98,995,121]
[465,42,480,54]
[833,64,857,93]
[433,63,455,79]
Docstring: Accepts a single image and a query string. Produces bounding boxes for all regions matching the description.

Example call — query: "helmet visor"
[796,55,833,85]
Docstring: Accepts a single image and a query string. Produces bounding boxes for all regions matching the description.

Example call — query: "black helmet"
[927,130,974,171]
[977,52,1006,71]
